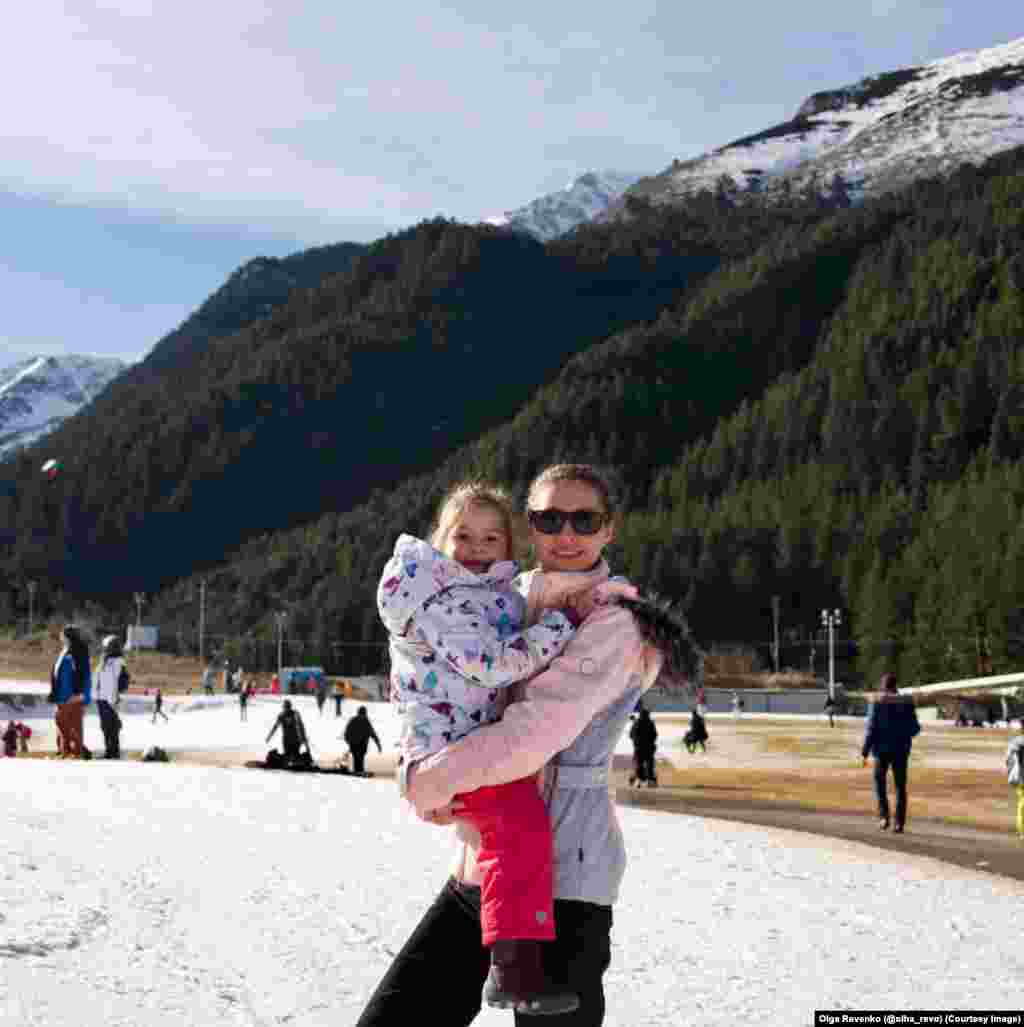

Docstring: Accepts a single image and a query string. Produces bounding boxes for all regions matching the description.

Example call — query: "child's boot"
[483,939,580,1016]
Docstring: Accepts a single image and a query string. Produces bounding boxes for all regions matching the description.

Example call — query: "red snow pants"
[455,775,556,947]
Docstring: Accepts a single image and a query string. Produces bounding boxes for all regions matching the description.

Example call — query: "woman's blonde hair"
[430,481,521,559]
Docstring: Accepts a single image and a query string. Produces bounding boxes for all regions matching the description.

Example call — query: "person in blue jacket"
[51,625,92,758]
[861,671,920,833]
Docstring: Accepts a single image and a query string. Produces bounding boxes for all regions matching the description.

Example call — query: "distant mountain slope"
[0,355,127,456]
[0,217,723,593]
[486,171,641,240]
[623,35,1024,208]
[126,241,366,382]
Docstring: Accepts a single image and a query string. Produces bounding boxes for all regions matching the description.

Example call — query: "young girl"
[378,482,601,1015]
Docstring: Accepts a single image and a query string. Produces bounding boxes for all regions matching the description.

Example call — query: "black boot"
[483,940,580,1016]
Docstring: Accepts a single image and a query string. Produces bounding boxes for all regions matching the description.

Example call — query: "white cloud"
[0,1,1019,236]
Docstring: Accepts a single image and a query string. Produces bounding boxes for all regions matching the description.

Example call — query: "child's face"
[442,503,510,574]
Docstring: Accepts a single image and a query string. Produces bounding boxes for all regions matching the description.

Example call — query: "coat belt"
[553,764,609,789]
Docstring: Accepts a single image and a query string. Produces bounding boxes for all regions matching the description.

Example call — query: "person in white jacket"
[1006,721,1024,840]
[94,635,127,759]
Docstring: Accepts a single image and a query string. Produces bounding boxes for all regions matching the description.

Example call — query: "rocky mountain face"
[486,170,641,241]
[620,36,1024,209]
[0,355,127,457]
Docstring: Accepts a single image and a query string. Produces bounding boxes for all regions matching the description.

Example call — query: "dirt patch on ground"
[614,715,1023,882]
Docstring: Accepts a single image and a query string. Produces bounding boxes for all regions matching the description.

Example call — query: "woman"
[356,464,666,1026]
[51,624,92,758]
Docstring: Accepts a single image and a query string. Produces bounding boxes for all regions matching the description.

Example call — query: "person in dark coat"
[343,706,382,776]
[862,671,921,833]
[2,720,17,757]
[629,705,658,786]
[152,687,169,723]
[266,699,309,765]
[684,708,709,753]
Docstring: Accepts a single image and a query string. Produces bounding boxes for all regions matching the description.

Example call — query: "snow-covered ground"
[2,693,1022,1025]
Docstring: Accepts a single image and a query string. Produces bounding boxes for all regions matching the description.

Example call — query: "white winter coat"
[93,656,125,705]
[1006,735,1024,786]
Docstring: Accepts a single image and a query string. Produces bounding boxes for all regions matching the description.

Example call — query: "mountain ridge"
[615,35,1024,213]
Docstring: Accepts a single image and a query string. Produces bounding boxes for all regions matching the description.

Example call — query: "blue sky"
[2,2,1020,367]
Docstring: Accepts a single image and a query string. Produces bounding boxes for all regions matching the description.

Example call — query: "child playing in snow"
[378,482,600,1015]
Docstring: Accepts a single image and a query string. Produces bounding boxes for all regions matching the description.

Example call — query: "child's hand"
[417,801,465,826]
[563,582,640,625]
[562,586,598,626]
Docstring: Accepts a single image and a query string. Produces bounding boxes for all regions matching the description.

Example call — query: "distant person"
[239,683,249,721]
[222,660,231,693]
[316,680,328,717]
[94,634,128,759]
[695,683,707,716]
[334,682,345,718]
[1006,719,1024,842]
[684,708,709,754]
[824,693,837,728]
[628,704,658,786]
[51,625,92,758]
[152,687,169,724]
[202,664,215,696]
[731,691,744,720]
[266,699,309,765]
[2,720,17,757]
[343,706,383,777]
[861,672,921,833]
[16,721,32,754]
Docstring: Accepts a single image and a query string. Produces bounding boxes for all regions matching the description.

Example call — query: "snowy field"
[2,694,1023,1025]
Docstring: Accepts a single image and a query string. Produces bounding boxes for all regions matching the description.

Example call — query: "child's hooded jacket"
[377,534,576,764]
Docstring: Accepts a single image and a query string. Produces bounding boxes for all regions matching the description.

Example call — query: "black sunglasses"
[527,508,609,536]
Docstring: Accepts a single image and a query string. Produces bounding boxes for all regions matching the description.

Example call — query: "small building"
[126,625,159,650]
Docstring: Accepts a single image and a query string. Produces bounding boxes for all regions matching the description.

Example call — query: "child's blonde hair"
[430,481,521,559]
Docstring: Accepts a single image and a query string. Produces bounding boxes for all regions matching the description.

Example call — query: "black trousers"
[97,700,121,758]
[873,752,909,827]
[350,744,369,775]
[355,878,612,1026]
[633,750,656,781]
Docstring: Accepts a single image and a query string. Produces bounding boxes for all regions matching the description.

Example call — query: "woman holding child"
[357,463,697,1026]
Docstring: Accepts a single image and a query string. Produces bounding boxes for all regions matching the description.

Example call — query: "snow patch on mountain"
[0,355,128,457]
[627,35,1024,207]
[486,171,642,241]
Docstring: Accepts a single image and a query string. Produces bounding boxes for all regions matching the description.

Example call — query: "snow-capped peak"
[485,170,642,241]
[0,354,128,458]
[626,35,1024,207]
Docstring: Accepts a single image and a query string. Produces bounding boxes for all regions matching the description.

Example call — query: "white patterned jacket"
[377,534,576,765]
